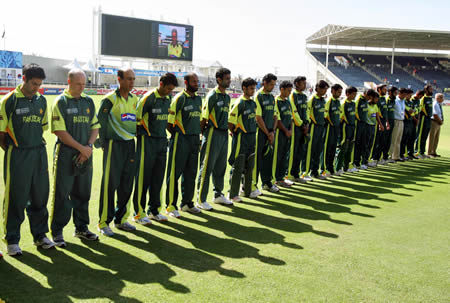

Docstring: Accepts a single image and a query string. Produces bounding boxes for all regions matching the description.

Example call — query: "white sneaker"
[378,159,386,165]
[275,180,292,188]
[367,162,377,167]
[291,177,307,184]
[360,165,368,170]
[263,184,280,193]
[115,222,137,231]
[53,234,66,248]
[229,195,242,202]
[348,167,358,173]
[387,158,396,163]
[197,201,214,210]
[213,195,233,205]
[99,226,115,237]
[149,213,168,222]
[34,237,55,249]
[321,171,331,178]
[7,244,22,256]
[336,169,345,175]
[284,179,295,186]
[133,216,152,226]
[167,210,181,218]
[301,174,313,182]
[181,205,202,214]
[249,190,260,198]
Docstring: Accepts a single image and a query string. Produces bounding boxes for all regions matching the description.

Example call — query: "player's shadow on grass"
[180,211,304,248]
[15,249,143,303]
[147,221,285,266]
[110,230,246,278]
[0,259,71,303]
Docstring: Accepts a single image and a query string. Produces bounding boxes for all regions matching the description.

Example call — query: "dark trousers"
[305,123,325,177]
[50,144,92,236]
[98,139,136,228]
[373,119,389,161]
[321,123,339,174]
[253,129,274,189]
[273,129,290,181]
[229,132,256,198]
[197,128,228,203]
[400,121,415,157]
[287,125,308,179]
[166,133,200,211]
[336,123,355,171]
[416,115,431,154]
[353,121,370,167]
[3,145,49,244]
[133,135,167,217]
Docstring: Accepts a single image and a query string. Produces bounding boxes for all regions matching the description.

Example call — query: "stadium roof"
[306,24,450,51]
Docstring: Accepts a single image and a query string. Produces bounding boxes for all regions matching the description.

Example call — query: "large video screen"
[101,14,193,61]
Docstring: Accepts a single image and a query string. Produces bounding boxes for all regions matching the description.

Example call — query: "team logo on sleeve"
[86,108,90,114]
[121,113,136,121]
[40,108,43,114]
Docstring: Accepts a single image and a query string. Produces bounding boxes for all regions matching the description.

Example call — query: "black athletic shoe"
[74,229,99,241]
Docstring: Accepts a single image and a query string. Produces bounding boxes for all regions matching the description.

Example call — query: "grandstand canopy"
[306,24,450,51]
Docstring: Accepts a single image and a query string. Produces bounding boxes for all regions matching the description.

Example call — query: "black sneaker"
[53,234,67,248]
[74,229,99,241]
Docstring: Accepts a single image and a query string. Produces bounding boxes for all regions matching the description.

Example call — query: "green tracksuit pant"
[367,125,377,162]
[305,123,325,177]
[353,122,370,167]
[335,123,355,172]
[416,115,431,154]
[321,123,339,174]
[166,133,200,211]
[273,129,290,181]
[98,139,136,228]
[3,145,49,244]
[401,121,415,157]
[252,129,274,190]
[287,125,308,179]
[133,135,168,218]
[197,128,228,203]
[229,132,256,198]
[50,144,92,236]
[373,119,389,161]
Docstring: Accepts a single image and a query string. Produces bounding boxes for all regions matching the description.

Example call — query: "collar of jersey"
[115,88,133,99]
[258,88,271,95]
[63,89,87,99]
[294,89,304,95]
[276,96,288,101]
[345,98,354,103]
[14,84,41,98]
[153,88,169,100]
[183,89,198,97]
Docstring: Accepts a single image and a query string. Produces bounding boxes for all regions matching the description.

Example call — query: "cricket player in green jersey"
[50,69,100,247]
[372,84,390,165]
[416,85,434,158]
[321,84,342,177]
[133,73,178,225]
[385,87,398,163]
[367,92,383,167]
[197,68,233,210]
[228,78,258,202]
[166,73,203,218]
[0,64,54,256]
[97,68,138,237]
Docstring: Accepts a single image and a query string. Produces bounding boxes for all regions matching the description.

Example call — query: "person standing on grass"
[305,80,329,180]
[228,78,258,202]
[416,85,434,158]
[335,86,357,174]
[50,69,100,247]
[132,73,178,225]
[0,64,54,256]
[385,86,398,163]
[287,76,309,183]
[321,83,342,177]
[196,68,233,210]
[367,92,383,167]
[399,89,416,160]
[389,88,408,162]
[252,73,280,196]
[428,93,445,157]
[165,73,203,218]
[372,84,390,165]
[272,80,294,187]
[97,68,138,237]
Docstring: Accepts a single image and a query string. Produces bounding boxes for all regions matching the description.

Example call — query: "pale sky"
[2,0,449,77]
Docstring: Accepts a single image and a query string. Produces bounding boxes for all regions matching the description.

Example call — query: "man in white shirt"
[428,93,444,157]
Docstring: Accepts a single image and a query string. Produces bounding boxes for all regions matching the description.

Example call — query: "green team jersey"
[378,95,388,120]
[275,96,293,130]
[404,98,415,122]
[202,87,230,130]
[289,89,307,126]
[355,95,370,124]
[228,96,257,134]
[367,103,379,125]
[168,90,202,135]
[325,97,341,126]
[387,96,396,120]
[51,90,100,145]
[255,88,278,130]
[340,99,356,126]
[411,97,421,116]
[307,94,326,126]
[420,95,433,118]
[98,89,137,142]
[0,85,48,148]
[136,88,171,138]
